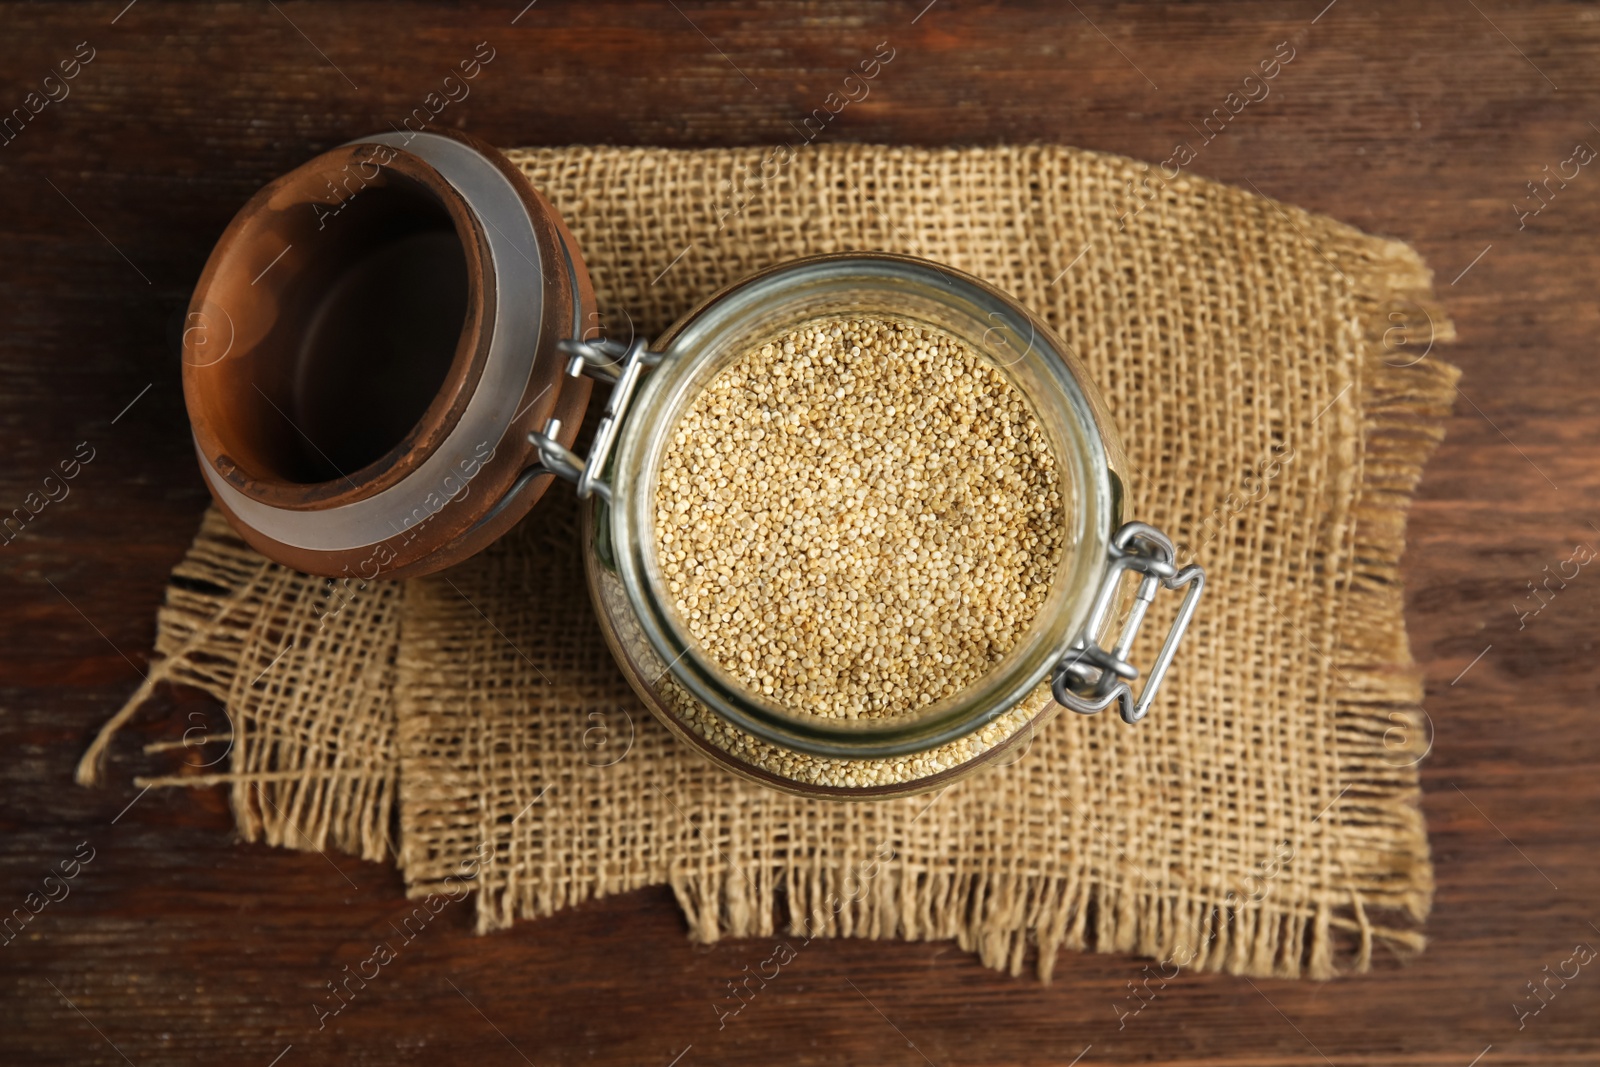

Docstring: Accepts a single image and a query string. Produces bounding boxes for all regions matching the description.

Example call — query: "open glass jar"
[184,130,1204,800]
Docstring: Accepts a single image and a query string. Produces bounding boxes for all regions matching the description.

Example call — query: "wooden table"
[3,2,1596,1063]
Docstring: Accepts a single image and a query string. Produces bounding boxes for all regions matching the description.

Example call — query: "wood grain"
[1,2,1596,1064]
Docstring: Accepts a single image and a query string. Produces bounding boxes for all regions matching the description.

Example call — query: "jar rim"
[605,253,1121,759]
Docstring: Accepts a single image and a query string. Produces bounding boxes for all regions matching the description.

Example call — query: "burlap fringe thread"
[77,520,402,865]
[77,144,1458,981]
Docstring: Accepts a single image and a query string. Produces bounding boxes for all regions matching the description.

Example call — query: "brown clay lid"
[183,130,594,580]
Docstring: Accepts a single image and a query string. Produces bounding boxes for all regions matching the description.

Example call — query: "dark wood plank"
[1,1,1597,1064]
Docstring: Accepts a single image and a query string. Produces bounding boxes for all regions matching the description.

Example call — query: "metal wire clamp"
[1052,521,1206,724]
[529,337,663,504]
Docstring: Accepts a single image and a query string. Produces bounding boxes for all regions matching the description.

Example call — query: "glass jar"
[184,131,1204,800]
[545,254,1204,797]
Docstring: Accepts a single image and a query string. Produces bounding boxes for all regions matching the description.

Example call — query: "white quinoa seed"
[646,316,1064,790]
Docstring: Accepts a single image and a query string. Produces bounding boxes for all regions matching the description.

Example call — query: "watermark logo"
[181,301,236,368]
[1381,301,1437,369]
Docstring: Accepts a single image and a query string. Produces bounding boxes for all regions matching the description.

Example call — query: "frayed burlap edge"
[76,511,403,865]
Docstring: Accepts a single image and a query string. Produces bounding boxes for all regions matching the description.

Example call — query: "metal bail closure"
[530,336,664,503]
[1052,521,1206,724]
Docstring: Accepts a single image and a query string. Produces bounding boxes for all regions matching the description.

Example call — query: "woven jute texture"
[81,144,1459,980]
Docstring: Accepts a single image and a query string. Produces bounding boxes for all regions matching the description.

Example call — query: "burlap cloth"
[81,144,1458,980]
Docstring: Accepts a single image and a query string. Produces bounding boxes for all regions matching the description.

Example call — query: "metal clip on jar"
[184,131,1205,800]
